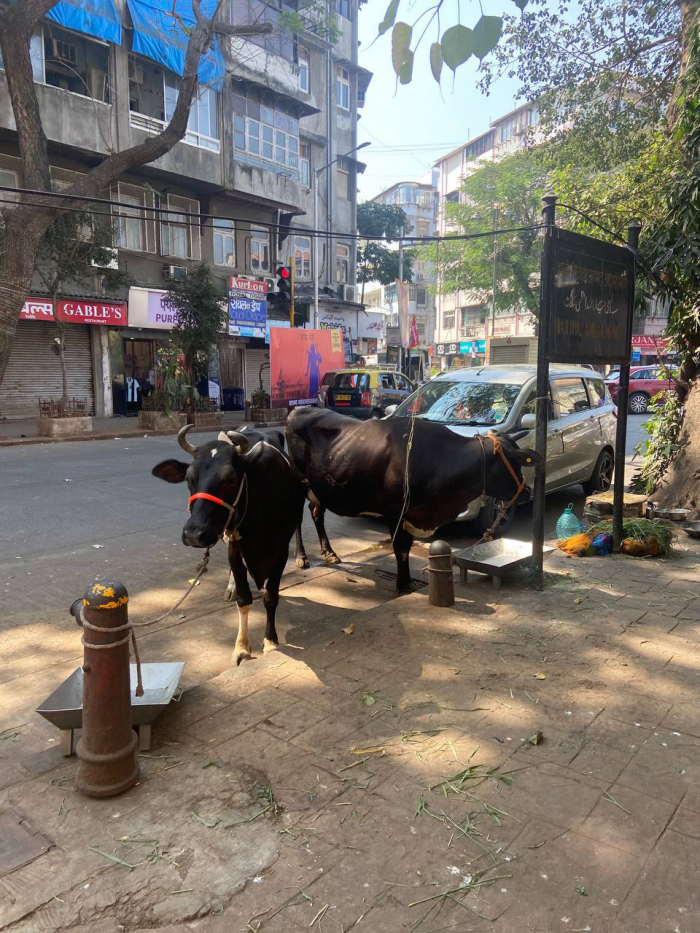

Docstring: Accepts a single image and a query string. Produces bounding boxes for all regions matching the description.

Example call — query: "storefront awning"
[126,0,225,89]
[47,0,122,45]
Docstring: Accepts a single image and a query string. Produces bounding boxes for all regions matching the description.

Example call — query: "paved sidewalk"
[2,538,700,932]
[0,411,254,446]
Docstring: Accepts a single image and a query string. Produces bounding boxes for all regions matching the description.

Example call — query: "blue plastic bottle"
[556,503,582,540]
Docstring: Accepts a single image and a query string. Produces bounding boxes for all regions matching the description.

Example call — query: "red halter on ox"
[188,476,248,536]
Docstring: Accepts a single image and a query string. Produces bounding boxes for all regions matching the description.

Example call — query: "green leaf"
[378,0,400,37]
[440,24,472,72]
[362,694,376,706]
[471,15,503,61]
[398,48,414,85]
[430,42,443,84]
[391,22,412,78]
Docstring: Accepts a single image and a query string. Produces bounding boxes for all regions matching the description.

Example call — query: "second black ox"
[286,407,542,594]
[152,425,305,664]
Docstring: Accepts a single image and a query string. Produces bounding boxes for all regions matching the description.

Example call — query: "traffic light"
[275,264,293,324]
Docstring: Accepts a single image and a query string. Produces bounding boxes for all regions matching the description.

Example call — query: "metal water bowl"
[454,538,554,589]
[36,662,185,756]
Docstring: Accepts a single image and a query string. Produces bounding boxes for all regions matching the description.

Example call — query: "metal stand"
[532,195,557,589]
[613,221,642,550]
[428,540,455,606]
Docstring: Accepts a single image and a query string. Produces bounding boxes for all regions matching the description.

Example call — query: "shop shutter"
[245,347,270,400]
[490,343,529,365]
[0,322,94,420]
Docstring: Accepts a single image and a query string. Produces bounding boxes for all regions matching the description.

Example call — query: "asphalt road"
[0,416,648,619]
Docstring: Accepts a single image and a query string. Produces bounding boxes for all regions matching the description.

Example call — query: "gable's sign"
[547,228,634,364]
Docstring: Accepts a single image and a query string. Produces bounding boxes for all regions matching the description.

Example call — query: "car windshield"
[393,380,522,426]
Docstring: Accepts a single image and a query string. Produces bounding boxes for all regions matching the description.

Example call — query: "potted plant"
[138,265,226,430]
[249,362,286,424]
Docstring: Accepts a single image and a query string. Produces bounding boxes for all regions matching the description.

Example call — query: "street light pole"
[312,141,370,330]
[491,202,499,338]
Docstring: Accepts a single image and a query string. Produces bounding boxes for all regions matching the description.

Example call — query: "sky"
[355,0,524,200]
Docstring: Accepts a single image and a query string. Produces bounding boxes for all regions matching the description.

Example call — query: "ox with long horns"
[152,424,305,664]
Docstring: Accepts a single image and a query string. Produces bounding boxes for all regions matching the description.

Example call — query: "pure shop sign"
[547,228,634,365]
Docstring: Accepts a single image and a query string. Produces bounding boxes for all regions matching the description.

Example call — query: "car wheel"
[467,496,515,539]
[582,449,615,496]
[370,409,383,419]
[629,392,649,414]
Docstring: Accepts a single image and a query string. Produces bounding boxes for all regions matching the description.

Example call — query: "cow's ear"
[509,447,542,467]
[152,459,189,483]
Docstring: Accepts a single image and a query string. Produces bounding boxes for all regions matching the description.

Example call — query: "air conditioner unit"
[51,38,77,65]
[163,264,187,281]
[128,59,144,84]
[91,248,119,271]
[418,273,425,280]
[341,284,356,302]
[261,276,276,291]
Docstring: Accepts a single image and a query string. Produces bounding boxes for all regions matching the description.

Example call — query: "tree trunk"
[655,375,700,512]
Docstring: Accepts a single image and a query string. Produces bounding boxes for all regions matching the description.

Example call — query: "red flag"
[409,315,419,349]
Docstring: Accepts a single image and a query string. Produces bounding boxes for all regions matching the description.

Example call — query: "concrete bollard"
[75,582,140,798]
[428,540,455,607]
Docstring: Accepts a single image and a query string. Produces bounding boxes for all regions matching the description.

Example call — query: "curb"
[0,423,283,448]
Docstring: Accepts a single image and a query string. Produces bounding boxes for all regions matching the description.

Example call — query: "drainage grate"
[374,569,428,590]
[0,809,52,878]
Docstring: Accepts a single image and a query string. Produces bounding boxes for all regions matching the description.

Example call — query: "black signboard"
[547,228,634,364]
[385,345,400,365]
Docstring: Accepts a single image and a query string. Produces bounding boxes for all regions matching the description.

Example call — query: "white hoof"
[263,638,279,654]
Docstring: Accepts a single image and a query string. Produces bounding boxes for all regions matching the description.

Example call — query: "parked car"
[605,365,677,414]
[387,364,616,535]
[325,368,416,420]
[317,370,338,408]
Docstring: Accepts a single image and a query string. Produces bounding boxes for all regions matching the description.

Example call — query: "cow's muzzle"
[182,522,219,549]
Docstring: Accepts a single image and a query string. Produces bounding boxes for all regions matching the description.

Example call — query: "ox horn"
[225,431,250,454]
[217,431,234,445]
[177,423,197,456]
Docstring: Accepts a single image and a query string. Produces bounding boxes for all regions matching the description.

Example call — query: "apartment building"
[0,0,371,420]
[367,171,438,378]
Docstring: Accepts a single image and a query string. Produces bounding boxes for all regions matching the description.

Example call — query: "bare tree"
[0,0,271,383]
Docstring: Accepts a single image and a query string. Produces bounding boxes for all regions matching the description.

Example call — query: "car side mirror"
[520,413,536,430]
[384,405,398,417]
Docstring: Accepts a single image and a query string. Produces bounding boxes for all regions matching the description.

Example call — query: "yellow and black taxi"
[323,368,416,419]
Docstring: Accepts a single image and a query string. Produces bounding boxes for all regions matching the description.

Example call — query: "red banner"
[228,276,268,296]
[270,328,345,409]
[632,335,666,349]
[56,300,127,326]
[20,298,54,321]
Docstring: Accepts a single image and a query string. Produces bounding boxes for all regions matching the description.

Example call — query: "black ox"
[152,425,305,664]
[286,407,542,594]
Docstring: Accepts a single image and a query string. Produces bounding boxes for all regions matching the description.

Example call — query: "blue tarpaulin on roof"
[47,0,122,45]
[126,0,226,89]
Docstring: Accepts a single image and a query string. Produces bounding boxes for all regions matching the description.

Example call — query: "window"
[336,0,351,19]
[398,380,522,425]
[232,93,300,174]
[379,373,395,389]
[416,288,427,306]
[113,183,156,253]
[294,235,311,280]
[526,106,539,126]
[415,260,426,275]
[42,25,110,101]
[500,119,515,142]
[416,219,429,237]
[445,190,459,204]
[0,168,19,204]
[464,132,494,159]
[416,189,433,208]
[336,67,350,110]
[443,310,455,330]
[333,372,369,390]
[399,185,416,204]
[164,76,219,151]
[337,158,350,199]
[162,195,201,260]
[230,0,294,60]
[213,219,235,267]
[0,30,44,79]
[396,374,413,391]
[298,53,309,93]
[587,378,608,408]
[250,228,270,273]
[300,142,310,186]
[336,244,349,283]
[553,378,590,416]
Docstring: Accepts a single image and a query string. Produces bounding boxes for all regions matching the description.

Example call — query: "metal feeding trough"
[454,538,554,590]
[36,662,185,756]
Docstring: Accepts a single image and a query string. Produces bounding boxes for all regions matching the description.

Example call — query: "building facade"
[0,0,371,420]
[367,172,438,378]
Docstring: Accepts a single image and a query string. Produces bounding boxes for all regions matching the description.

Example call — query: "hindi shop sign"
[56,300,127,326]
[228,276,267,339]
[547,228,634,365]
[20,298,54,321]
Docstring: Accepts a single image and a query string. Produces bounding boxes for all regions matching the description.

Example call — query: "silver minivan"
[387,364,617,535]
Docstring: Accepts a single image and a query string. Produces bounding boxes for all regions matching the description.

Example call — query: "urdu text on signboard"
[547,228,634,365]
